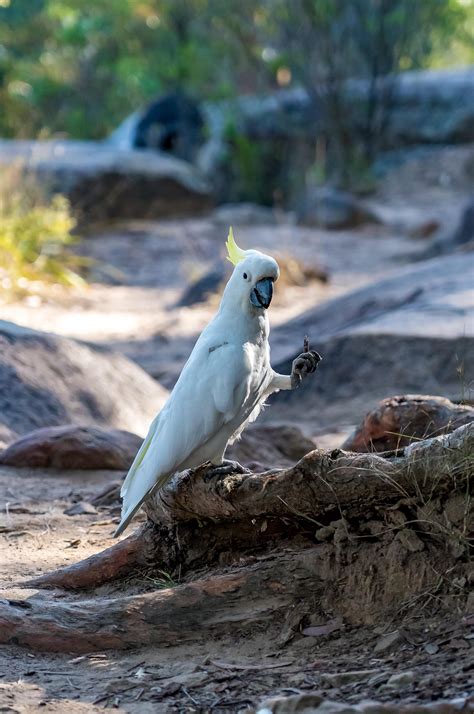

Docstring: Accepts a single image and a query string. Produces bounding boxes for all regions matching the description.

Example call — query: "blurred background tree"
[0,0,471,141]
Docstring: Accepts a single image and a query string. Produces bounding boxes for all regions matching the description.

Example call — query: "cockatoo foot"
[205,459,251,480]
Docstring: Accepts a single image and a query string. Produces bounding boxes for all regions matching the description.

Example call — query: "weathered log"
[22,423,473,592]
[342,395,474,452]
[0,538,462,653]
[145,422,473,524]
[3,550,325,652]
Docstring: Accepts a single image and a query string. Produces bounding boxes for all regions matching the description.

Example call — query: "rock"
[227,424,316,470]
[197,68,474,203]
[159,670,209,690]
[297,187,380,230]
[384,670,416,689]
[256,694,474,713]
[0,140,212,223]
[321,670,379,687]
[269,253,474,429]
[394,529,425,553]
[0,321,168,447]
[300,187,379,230]
[342,395,474,453]
[444,495,473,534]
[177,263,225,306]
[409,219,440,239]
[373,630,405,655]
[64,501,98,516]
[423,200,474,259]
[129,92,204,163]
[210,67,474,150]
[213,203,281,226]
[0,425,142,470]
[383,67,474,146]
[465,592,474,614]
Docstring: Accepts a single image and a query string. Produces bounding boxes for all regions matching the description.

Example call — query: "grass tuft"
[0,163,87,297]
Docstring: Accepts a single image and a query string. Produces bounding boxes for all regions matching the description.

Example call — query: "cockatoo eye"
[243,272,248,280]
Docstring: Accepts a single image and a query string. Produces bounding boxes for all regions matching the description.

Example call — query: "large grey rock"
[297,186,380,229]
[383,67,474,146]
[0,321,168,447]
[269,253,474,428]
[200,67,474,159]
[0,140,212,222]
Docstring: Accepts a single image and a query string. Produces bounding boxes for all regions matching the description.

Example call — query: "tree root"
[24,521,159,590]
[1,540,462,653]
[22,423,473,592]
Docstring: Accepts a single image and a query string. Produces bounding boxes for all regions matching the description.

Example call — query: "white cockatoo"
[115,229,320,536]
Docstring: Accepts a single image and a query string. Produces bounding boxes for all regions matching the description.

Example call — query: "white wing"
[115,341,249,535]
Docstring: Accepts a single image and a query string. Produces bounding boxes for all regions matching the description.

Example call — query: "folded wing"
[115,342,248,535]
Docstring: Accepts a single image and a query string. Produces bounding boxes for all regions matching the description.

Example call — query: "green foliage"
[0,165,85,296]
[0,0,250,139]
[0,1,471,141]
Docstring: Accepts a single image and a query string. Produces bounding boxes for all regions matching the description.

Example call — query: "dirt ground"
[1,146,473,712]
[1,465,473,713]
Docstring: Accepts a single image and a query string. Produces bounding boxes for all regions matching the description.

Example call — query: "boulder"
[0,425,142,470]
[0,421,315,473]
[0,140,212,223]
[297,186,380,229]
[212,203,281,226]
[0,321,168,447]
[269,253,474,428]
[222,67,474,147]
[177,263,225,307]
[383,67,474,146]
[342,395,474,453]
[422,199,474,259]
[227,424,316,470]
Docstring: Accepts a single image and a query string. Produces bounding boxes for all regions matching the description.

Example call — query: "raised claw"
[291,350,321,387]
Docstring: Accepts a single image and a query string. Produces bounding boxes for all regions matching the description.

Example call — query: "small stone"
[374,630,405,654]
[395,529,425,553]
[367,672,390,687]
[424,643,439,655]
[315,525,335,541]
[321,670,379,687]
[64,501,98,516]
[160,671,208,689]
[465,591,474,614]
[385,670,416,689]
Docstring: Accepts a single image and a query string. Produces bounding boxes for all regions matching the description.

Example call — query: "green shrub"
[0,165,85,296]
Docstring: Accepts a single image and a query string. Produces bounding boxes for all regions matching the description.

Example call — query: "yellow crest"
[225,226,246,266]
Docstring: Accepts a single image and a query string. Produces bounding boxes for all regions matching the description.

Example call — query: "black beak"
[250,277,274,309]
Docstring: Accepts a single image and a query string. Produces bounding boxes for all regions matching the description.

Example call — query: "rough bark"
[145,421,473,524]
[0,541,460,653]
[23,423,473,591]
[2,550,324,652]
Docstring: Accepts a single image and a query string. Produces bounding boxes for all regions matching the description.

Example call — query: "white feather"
[115,248,281,536]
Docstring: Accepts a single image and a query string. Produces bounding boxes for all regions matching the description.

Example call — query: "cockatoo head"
[223,227,280,312]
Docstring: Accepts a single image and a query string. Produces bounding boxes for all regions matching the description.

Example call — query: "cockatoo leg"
[205,459,251,480]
